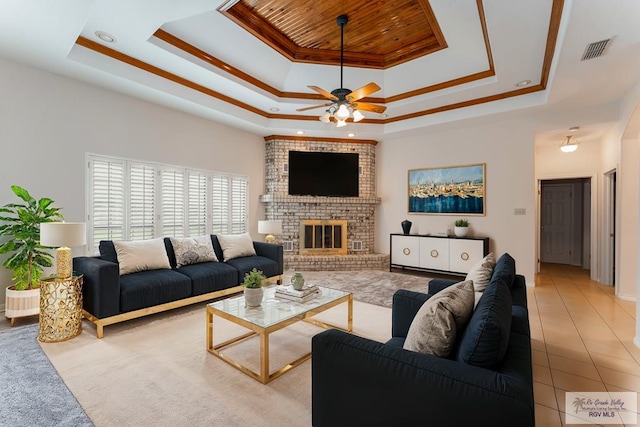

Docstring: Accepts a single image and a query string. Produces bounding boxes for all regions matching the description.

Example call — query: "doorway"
[603,169,617,286]
[539,178,592,268]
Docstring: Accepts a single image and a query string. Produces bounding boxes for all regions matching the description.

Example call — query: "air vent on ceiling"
[581,38,612,61]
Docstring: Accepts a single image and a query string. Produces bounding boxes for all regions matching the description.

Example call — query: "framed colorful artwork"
[408,163,486,215]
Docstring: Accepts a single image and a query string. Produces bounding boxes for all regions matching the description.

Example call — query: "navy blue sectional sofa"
[73,235,283,338]
[311,253,534,427]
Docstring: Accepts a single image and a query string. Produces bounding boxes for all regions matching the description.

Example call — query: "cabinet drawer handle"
[403,248,411,256]
[460,252,470,261]
[430,249,439,258]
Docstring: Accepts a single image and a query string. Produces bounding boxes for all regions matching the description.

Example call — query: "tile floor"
[532,263,640,426]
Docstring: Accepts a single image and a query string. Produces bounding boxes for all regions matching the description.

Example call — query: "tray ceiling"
[2,0,639,142]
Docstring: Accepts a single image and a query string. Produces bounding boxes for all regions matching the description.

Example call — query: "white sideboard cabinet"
[390,234,489,275]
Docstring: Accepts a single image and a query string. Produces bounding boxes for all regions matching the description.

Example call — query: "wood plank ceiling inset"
[220,0,447,69]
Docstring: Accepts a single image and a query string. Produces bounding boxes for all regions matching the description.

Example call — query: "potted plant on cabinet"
[243,268,266,307]
[454,219,470,237]
[0,185,63,325]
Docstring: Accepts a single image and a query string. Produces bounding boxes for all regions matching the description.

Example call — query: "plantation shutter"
[188,171,208,236]
[230,177,248,233]
[89,157,125,254]
[161,168,185,237]
[87,155,248,250]
[211,175,230,234]
[128,163,157,240]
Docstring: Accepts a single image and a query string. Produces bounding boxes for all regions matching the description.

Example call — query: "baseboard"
[616,293,637,302]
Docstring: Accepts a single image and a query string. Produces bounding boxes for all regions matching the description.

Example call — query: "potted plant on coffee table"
[0,185,63,325]
[454,218,470,237]
[243,268,266,307]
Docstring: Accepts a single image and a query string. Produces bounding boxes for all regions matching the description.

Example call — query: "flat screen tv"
[288,151,359,197]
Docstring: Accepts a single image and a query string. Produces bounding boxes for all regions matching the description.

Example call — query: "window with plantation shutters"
[188,171,208,236]
[230,176,248,234]
[211,175,229,234]
[129,163,156,240]
[161,168,186,238]
[88,158,125,254]
[87,154,248,255]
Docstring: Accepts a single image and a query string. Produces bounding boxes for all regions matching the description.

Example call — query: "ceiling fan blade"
[296,103,333,112]
[308,85,338,101]
[353,102,387,114]
[346,82,381,102]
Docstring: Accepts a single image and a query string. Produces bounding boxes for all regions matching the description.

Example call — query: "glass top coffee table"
[206,285,352,384]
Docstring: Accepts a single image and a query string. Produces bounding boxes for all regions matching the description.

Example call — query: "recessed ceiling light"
[95,31,116,43]
[270,107,280,112]
[515,79,531,87]
[380,114,388,118]
[296,130,304,135]
[347,133,356,137]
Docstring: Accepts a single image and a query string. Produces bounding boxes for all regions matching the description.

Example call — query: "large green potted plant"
[0,185,63,325]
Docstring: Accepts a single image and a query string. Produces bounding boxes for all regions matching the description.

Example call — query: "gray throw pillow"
[403,280,475,357]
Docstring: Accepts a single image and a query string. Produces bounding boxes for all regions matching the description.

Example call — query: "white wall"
[376,117,537,284]
[0,57,265,305]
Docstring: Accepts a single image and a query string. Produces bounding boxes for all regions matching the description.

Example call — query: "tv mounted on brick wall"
[288,151,359,197]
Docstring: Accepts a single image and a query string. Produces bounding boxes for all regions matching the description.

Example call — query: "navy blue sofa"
[311,253,534,427]
[73,235,283,338]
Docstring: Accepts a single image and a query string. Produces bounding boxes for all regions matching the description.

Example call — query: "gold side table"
[38,274,84,343]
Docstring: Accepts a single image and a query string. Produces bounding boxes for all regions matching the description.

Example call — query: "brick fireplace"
[259,135,389,271]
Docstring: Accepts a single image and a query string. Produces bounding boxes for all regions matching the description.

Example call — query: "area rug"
[41,299,393,426]
[282,269,433,307]
[0,324,93,427]
[36,269,436,426]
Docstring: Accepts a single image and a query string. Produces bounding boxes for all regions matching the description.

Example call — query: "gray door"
[541,184,572,264]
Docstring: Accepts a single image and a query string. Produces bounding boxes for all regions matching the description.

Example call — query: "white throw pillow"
[170,235,218,268]
[465,252,496,292]
[403,280,475,357]
[217,233,256,261]
[113,238,171,275]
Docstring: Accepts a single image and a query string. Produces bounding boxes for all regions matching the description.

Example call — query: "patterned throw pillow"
[403,280,475,357]
[170,235,218,268]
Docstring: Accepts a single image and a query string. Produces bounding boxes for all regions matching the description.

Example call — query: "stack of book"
[275,284,319,303]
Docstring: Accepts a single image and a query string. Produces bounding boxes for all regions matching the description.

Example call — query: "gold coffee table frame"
[206,286,353,384]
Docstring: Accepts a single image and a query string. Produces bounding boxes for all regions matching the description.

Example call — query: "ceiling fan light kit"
[298,14,387,127]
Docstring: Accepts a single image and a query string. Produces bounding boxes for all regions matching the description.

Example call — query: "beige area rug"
[40,270,429,426]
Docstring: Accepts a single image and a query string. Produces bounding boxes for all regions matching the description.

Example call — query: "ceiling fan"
[296,14,387,127]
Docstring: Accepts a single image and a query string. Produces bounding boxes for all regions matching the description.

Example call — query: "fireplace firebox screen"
[299,220,347,255]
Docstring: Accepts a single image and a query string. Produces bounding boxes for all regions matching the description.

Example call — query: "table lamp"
[40,222,86,279]
[257,220,282,244]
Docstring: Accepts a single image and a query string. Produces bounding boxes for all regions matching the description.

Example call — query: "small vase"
[244,287,264,307]
[401,219,412,235]
[454,226,469,237]
[290,272,305,290]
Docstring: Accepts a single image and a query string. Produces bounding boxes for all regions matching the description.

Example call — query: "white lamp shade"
[258,220,282,235]
[352,109,365,122]
[335,104,350,121]
[40,222,86,247]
